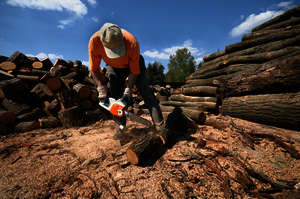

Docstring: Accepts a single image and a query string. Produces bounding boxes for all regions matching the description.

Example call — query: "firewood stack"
[0,51,105,134]
[173,6,300,130]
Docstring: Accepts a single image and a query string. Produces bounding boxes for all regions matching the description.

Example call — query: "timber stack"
[173,5,300,130]
[0,51,105,134]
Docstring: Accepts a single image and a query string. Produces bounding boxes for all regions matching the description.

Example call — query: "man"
[89,23,164,139]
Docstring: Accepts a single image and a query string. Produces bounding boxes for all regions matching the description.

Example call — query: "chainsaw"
[99,97,152,129]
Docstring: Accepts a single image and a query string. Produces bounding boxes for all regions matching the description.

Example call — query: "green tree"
[146,61,165,85]
[166,48,196,83]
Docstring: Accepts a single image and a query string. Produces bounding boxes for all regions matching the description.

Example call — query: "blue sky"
[0,0,298,73]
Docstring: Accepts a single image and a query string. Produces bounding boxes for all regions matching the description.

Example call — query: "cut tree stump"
[58,106,86,127]
[221,92,300,130]
[0,61,16,71]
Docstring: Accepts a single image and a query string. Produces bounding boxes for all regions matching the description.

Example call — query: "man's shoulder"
[121,29,137,43]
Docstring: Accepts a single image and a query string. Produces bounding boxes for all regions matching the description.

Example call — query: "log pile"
[166,6,300,130]
[0,51,105,134]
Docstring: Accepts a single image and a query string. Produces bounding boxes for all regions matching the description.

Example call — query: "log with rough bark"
[221,92,300,131]
[58,106,86,127]
[263,16,300,31]
[16,75,39,82]
[8,51,31,68]
[41,58,53,70]
[203,51,225,62]
[182,86,218,96]
[188,64,255,80]
[17,68,47,77]
[160,105,207,124]
[225,29,300,53]
[199,46,300,75]
[217,54,300,97]
[160,100,217,111]
[16,108,42,123]
[252,6,300,32]
[14,121,40,132]
[184,78,218,86]
[73,83,91,99]
[1,98,31,115]
[0,109,16,125]
[0,61,16,71]
[31,83,54,99]
[169,94,217,103]
[38,116,61,128]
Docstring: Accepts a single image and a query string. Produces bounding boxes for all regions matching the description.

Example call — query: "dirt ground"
[0,113,300,199]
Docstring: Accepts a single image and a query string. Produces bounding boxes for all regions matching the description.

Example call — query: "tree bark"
[169,94,217,103]
[184,78,217,86]
[196,46,300,76]
[203,51,225,62]
[252,6,300,32]
[221,92,300,131]
[160,100,216,112]
[217,54,300,97]
[0,61,16,71]
[225,29,300,53]
[58,106,86,127]
[182,86,218,96]
[263,17,300,31]
[16,75,39,82]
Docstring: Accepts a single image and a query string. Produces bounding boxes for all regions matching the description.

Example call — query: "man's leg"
[106,66,129,139]
[136,55,164,127]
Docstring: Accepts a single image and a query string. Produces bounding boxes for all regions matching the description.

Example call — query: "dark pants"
[106,55,163,125]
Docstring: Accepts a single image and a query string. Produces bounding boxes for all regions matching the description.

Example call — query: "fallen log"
[17,68,47,77]
[58,106,86,127]
[16,75,39,82]
[217,54,300,97]
[253,6,300,32]
[169,94,217,103]
[182,86,218,96]
[0,61,16,71]
[225,29,300,53]
[184,78,217,86]
[221,92,300,131]
[263,16,300,31]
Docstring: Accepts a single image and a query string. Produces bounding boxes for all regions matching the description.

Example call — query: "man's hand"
[97,86,108,103]
[121,87,132,106]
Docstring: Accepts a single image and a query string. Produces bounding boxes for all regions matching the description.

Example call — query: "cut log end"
[126,149,139,165]
[32,61,43,69]
[0,61,16,71]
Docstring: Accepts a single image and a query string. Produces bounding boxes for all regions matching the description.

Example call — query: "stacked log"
[0,51,105,134]
[181,6,300,130]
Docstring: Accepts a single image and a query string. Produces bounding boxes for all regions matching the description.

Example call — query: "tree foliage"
[146,61,165,85]
[165,48,196,83]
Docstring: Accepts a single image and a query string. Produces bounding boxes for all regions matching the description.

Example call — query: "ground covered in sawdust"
[0,114,300,199]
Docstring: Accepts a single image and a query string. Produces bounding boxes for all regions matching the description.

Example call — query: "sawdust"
[0,114,300,199]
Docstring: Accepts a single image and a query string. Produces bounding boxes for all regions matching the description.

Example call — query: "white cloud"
[82,60,89,66]
[277,1,294,9]
[6,0,88,16]
[91,17,98,23]
[230,10,283,37]
[195,57,203,64]
[87,0,96,6]
[143,40,204,62]
[26,52,64,61]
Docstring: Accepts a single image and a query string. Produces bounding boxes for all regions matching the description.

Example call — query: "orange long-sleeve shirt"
[88,29,140,75]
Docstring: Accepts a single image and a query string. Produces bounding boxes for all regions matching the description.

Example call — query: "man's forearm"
[91,69,107,88]
[127,73,137,90]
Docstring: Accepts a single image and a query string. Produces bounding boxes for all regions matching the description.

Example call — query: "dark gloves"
[121,88,132,106]
[97,86,108,104]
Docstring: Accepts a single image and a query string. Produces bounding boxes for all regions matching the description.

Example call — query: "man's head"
[98,23,125,58]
